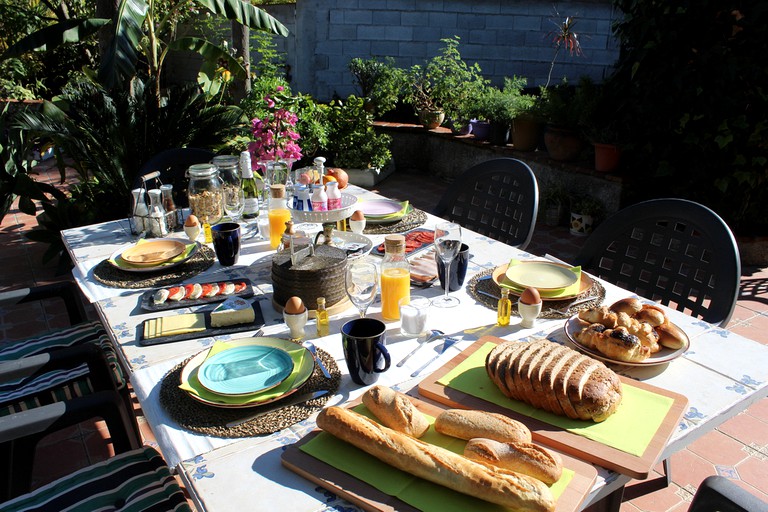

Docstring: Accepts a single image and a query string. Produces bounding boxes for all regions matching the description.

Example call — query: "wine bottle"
[240,151,259,220]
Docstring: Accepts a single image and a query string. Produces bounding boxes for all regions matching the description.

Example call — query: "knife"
[225,389,330,427]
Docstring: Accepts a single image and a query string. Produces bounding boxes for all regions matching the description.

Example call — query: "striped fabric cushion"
[0,321,126,417]
[0,446,191,512]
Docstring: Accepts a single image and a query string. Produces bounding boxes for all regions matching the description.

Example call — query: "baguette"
[464,439,563,485]
[486,340,622,422]
[317,407,555,512]
[434,409,532,444]
[361,385,429,438]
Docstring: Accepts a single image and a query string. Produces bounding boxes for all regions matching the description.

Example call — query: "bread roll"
[634,305,666,327]
[317,407,555,512]
[434,409,532,443]
[574,324,651,363]
[610,297,643,315]
[361,385,429,438]
[486,340,622,422]
[464,439,563,485]
[656,321,687,349]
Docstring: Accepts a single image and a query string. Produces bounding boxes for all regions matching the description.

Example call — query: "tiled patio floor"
[1,159,766,511]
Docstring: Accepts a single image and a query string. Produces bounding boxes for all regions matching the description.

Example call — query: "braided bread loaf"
[485,340,623,422]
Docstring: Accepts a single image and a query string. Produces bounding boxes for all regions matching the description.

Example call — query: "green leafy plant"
[474,77,530,125]
[570,194,604,217]
[348,57,405,117]
[325,96,392,170]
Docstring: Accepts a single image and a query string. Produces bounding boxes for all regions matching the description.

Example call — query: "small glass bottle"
[326,181,341,210]
[240,151,260,220]
[147,188,168,237]
[131,188,148,234]
[316,296,330,337]
[313,156,326,183]
[380,234,410,320]
[159,184,178,231]
[497,288,512,326]
[268,184,291,250]
[311,184,328,211]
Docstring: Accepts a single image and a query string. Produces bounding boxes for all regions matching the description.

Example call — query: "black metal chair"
[432,158,539,250]
[689,475,768,512]
[134,147,215,208]
[574,198,740,327]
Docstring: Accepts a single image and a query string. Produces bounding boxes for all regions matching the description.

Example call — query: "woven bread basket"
[272,245,348,310]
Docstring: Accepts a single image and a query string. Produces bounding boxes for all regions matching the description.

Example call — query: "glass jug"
[187,163,224,225]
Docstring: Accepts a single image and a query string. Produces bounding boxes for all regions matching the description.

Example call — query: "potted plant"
[540,80,588,161]
[348,57,405,118]
[510,90,543,152]
[403,36,486,130]
[540,184,568,227]
[324,95,393,172]
[569,195,604,236]
[578,78,626,173]
[474,86,514,146]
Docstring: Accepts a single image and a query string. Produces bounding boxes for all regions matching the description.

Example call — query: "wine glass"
[346,260,379,318]
[432,222,462,308]
[224,188,245,224]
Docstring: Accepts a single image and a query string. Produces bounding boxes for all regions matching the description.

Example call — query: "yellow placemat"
[301,405,574,512]
[110,240,197,270]
[500,259,582,299]
[438,342,674,456]
[179,342,311,406]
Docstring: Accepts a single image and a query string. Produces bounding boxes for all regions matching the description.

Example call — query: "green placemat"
[159,345,340,438]
[438,342,674,456]
[301,404,574,512]
[467,268,605,318]
[362,208,427,235]
[92,244,215,289]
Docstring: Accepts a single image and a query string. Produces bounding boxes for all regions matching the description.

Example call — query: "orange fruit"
[322,175,337,185]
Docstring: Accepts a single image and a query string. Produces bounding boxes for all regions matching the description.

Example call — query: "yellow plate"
[179,337,314,409]
[504,261,579,291]
[120,239,186,266]
[491,264,594,301]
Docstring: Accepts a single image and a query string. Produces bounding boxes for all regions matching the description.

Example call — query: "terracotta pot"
[594,143,622,172]
[544,126,585,162]
[511,118,541,152]
[417,109,445,129]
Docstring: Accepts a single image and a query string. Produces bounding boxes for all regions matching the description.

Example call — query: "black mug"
[436,243,470,292]
[211,222,241,266]
[341,318,391,385]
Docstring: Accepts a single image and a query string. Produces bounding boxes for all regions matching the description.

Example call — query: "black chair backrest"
[432,158,539,250]
[574,198,741,327]
[135,148,215,208]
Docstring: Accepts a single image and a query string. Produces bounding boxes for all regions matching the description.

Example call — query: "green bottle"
[240,151,260,220]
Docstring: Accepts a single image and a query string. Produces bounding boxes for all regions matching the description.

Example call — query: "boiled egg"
[351,210,365,221]
[284,296,306,314]
[520,287,541,305]
[185,214,200,227]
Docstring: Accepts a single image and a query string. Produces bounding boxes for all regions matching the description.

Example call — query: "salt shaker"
[147,189,168,237]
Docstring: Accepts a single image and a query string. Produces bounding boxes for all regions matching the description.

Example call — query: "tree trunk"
[230,21,251,101]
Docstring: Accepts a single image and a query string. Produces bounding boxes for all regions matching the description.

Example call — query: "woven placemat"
[467,267,606,319]
[363,209,427,235]
[159,345,340,438]
[92,245,216,289]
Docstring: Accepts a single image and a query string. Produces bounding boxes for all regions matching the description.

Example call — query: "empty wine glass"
[346,260,378,318]
[432,222,462,308]
[224,188,245,224]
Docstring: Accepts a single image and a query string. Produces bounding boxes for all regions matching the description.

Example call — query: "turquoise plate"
[198,345,294,396]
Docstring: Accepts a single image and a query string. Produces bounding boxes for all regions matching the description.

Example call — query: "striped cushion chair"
[0,446,191,512]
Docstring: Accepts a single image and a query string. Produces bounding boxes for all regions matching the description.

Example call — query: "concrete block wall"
[264,0,620,101]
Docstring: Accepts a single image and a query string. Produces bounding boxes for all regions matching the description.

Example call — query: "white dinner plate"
[359,199,406,217]
[505,261,579,291]
[563,315,690,366]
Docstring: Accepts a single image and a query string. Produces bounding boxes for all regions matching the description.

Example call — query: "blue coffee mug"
[211,222,241,266]
[341,318,391,385]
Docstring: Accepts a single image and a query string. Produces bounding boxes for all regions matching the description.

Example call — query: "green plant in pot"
[511,91,542,152]
[474,85,515,146]
[540,80,588,162]
[569,194,604,236]
[348,57,405,118]
[577,77,626,172]
[324,95,392,171]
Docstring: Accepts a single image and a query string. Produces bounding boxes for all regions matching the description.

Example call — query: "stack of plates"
[359,199,412,224]
[491,261,591,300]
[179,338,315,408]
[109,238,198,273]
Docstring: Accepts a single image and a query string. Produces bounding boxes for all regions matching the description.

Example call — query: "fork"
[546,295,600,316]
[410,336,459,378]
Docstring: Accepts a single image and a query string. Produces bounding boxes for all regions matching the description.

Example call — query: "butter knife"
[225,389,330,427]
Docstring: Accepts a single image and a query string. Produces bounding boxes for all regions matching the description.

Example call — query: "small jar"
[187,164,224,225]
[159,184,178,231]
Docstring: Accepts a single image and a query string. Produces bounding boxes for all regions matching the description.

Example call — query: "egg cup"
[517,300,542,328]
[283,309,309,340]
[349,218,366,234]
[184,224,201,242]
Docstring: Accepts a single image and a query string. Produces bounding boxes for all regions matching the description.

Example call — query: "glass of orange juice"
[268,208,291,249]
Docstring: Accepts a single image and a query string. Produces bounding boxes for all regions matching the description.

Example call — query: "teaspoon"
[396,329,444,367]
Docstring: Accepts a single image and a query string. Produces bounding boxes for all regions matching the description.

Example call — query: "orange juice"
[268,208,291,249]
[381,267,410,320]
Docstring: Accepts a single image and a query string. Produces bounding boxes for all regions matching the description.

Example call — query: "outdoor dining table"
[61,184,768,512]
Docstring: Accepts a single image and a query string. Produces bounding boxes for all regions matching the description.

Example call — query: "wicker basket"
[272,245,348,310]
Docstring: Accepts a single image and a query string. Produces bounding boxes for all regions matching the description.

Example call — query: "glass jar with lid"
[212,155,241,192]
[187,163,224,225]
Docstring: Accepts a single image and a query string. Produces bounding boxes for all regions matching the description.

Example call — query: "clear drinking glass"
[346,260,379,318]
[224,188,245,224]
[432,222,462,308]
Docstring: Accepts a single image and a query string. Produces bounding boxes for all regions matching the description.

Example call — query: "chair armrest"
[690,475,768,512]
[0,281,86,326]
[0,344,115,395]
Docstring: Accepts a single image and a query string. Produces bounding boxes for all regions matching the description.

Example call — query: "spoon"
[302,340,331,378]
[396,329,444,367]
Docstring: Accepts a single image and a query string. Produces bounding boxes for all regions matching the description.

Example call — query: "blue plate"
[197,345,294,396]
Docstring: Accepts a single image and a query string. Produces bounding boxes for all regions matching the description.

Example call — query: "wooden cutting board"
[418,336,688,479]
[282,396,597,512]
